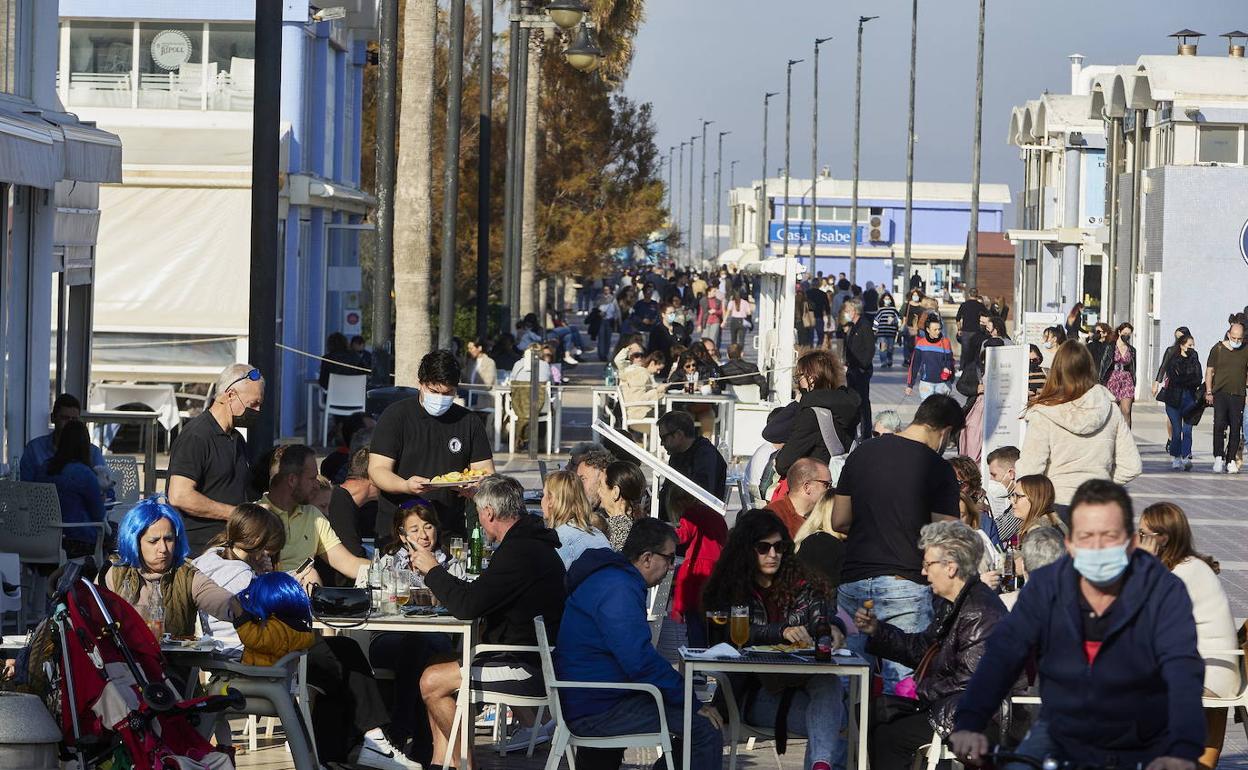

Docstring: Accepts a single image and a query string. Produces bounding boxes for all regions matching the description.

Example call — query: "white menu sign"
[982,344,1029,460]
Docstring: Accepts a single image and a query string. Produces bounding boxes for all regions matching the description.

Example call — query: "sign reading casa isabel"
[769,222,889,246]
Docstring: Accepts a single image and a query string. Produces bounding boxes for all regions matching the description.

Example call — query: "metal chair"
[534,616,675,770]
[444,642,554,758]
[321,374,368,447]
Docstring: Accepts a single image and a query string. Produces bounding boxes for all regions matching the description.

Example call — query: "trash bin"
[0,691,62,768]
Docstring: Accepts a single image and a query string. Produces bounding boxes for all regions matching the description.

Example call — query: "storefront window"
[1198,125,1240,165]
[137,22,203,109]
[66,21,134,108]
[207,23,255,112]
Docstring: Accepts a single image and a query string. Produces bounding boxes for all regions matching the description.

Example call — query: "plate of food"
[426,468,492,488]
[746,643,815,654]
[160,635,222,652]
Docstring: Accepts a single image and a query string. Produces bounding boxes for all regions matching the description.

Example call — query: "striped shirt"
[873,306,901,337]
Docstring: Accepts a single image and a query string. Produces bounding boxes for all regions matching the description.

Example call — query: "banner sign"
[769,222,872,246]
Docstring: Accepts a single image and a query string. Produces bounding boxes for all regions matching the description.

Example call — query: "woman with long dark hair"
[602,461,648,549]
[1104,322,1138,427]
[1016,341,1141,515]
[1161,333,1202,471]
[1064,302,1085,341]
[702,510,846,770]
[45,419,106,559]
[774,349,860,478]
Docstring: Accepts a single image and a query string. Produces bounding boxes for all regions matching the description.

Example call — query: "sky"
[623,0,1246,227]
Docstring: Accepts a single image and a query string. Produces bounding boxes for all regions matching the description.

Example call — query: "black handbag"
[310,586,372,628]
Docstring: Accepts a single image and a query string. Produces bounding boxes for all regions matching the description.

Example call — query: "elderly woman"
[106,497,236,635]
[854,521,1017,770]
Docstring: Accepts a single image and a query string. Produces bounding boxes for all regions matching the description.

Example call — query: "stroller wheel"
[141,681,177,712]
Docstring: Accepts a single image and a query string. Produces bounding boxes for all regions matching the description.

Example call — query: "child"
[233,572,315,667]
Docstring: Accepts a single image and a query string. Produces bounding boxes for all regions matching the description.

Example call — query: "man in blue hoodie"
[949,480,1204,770]
[556,518,723,770]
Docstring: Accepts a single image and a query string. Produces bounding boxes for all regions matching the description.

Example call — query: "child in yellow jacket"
[233,571,314,667]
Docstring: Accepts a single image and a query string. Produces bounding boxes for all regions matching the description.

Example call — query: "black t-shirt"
[956,299,987,334]
[370,396,492,538]
[165,410,253,553]
[837,434,959,583]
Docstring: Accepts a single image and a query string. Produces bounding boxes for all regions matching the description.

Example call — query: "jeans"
[878,337,895,367]
[814,312,826,346]
[917,381,951,400]
[745,674,845,769]
[728,317,746,347]
[846,367,873,440]
[597,320,614,363]
[704,323,721,350]
[1212,392,1245,460]
[549,325,586,353]
[838,577,933,694]
[568,692,723,770]
[1165,390,1196,459]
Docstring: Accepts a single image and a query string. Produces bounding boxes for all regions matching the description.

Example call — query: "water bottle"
[368,550,383,609]
[147,580,165,640]
[604,363,618,387]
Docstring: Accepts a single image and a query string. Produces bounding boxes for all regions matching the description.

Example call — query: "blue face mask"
[1072,543,1130,586]
[422,391,454,417]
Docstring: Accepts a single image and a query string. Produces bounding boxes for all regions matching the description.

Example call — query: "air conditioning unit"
[867,213,892,243]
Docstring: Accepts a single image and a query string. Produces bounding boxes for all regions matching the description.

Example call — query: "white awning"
[43,111,122,183]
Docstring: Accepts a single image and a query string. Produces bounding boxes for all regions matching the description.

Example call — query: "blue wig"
[116,496,191,570]
[237,572,312,627]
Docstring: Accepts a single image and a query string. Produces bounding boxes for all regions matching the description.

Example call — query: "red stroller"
[24,563,243,770]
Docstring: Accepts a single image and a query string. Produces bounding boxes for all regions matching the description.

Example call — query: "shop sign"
[151,30,193,71]
[769,222,870,246]
[1241,219,1248,269]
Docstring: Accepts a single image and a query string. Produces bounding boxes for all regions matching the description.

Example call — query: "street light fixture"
[545,0,589,30]
[849,15,878,285]
[758,91,779,256]
[564,23,603,72]
[783,58,804,258]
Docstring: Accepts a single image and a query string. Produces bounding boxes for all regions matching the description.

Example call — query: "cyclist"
[949,479,1204,770]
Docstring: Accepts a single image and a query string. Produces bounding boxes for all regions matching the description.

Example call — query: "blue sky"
[624,0,1245,222]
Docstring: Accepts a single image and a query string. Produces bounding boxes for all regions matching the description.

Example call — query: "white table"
[679,649,871,770]
[312,613,475,769]
[661,392,737,451]
[89,383,181,433]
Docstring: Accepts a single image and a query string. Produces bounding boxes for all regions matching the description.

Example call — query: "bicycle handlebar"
[986,748,1143,770]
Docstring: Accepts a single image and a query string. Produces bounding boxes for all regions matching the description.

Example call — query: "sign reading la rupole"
[151,30,193,71]
[1240,218,1248,269]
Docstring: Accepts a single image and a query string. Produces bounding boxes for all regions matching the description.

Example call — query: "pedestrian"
[831,394,965,693]
[1152,326,1191,455]
[795,288,815,348]
[905,315,955,400]
[367,350,494,540]
[1027,344,1047,394]
[18,392,106,484]
[873,293,901,367]
[950,480,1205,770]
[43,420,106,560]
[805,279,829,347]
[1085,322,1113,382]
[1160,333,1202,471]
[656,410,727,506]
[841,298,876,440]
[166,363,264,554]
[1203,320,1248,473]
[726,290,753,348]
[1103,323,1138,427]
[774,350,860,477]
[1016,341,1141,521]
[1064,302,1085,341]
[718,343,770,399]
[954,288,988,346]
[664,484,728,647]
[1040,326,1066,371]
[697,286,724,350]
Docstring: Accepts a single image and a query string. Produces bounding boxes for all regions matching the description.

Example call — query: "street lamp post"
[700,119,713,263]
[677,141,686,260]
[715,130,730,263]
[729,159,738,189]
[667,145,675,220]
[903,0,918,296]
[783,59,803,258]
[688,134,697,267]
[811,36,831,264]
[758,92,778,256]
[849,15,877,285]
[967,0,987,290]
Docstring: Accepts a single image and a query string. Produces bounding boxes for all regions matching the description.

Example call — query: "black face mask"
[232,393,261,428]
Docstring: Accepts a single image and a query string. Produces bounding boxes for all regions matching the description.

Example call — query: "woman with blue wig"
[105,497,236,637]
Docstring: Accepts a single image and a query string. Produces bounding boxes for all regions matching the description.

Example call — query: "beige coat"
[1016,385,1142,505]
[619,364,664,424]
[1173,557,1241,699]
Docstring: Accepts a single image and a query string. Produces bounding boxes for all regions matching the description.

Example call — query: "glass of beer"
[395,570,414,607]
[449,538,465,566]
[705,610,728,647]
[729,605,750,649]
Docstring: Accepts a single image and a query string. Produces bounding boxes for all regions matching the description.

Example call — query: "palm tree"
[393,0,437,383]
[519,31,542,318]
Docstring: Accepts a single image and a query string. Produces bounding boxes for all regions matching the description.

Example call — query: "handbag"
[310,585,372,628]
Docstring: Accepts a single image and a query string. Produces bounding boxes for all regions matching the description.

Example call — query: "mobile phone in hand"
[294,557,314,575]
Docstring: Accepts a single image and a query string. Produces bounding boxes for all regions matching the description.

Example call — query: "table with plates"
[679,648,872,770]
[661,392,736,450]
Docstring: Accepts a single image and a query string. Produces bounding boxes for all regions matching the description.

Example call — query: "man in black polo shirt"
[368,350,494,540]
[656,410,726,513]
[167,363,263,554]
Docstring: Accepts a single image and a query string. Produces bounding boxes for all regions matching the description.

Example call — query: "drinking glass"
[395,569,414,607]
[705,610,728,647]
[729,605,750,649]
[449,537,466,566]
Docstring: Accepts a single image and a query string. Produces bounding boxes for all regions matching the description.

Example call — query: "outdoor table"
[661,392,736,450]
[312,612,475,770]
[679,648,871,770]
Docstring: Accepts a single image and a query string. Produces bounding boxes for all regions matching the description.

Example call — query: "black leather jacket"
[867,578,1016,736]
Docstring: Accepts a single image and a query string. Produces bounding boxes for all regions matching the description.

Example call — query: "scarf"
[111,561,199,638]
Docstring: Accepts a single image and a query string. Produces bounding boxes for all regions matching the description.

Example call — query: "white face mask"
[1043,341,1054,349]
[421,390,454,417]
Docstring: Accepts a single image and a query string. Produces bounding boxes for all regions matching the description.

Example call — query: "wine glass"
[449,538,466,567]
[729,605,750,649]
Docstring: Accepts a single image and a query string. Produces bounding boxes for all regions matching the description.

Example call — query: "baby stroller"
[21,563,243,770]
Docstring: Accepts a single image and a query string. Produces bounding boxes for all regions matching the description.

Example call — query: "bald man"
[766,457,833,537]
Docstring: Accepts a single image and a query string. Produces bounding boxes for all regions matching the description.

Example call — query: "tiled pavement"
[236,360,1248,770]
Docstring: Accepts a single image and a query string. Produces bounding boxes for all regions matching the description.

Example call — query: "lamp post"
[849,15,877,285]
[372,0,397,379]
[903,0,918,296]
[783,58,803,258]
[688,133,697,267]
[967,0,987,290]
[699,119,713,263]
[667,145,675,220]
[677,141,686,259]
[715,129,730,262]
[810,36,831,264]
[758,91,778,256]
[729,159,738,189]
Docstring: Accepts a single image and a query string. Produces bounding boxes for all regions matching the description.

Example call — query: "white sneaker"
[1171,458,1183,470]
[1184,457,1193,471]
[1229,461,1240,474]
[503,721,555,753]
[1213,458,1225,474]
[563,353,579,366]
[356,733,423,770]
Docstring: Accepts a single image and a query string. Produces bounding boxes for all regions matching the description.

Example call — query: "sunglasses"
[753,540,793,556]
[224,368,262,392]
[649,550,677,566]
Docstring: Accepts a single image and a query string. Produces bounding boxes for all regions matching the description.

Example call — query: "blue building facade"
[59,1,377,439]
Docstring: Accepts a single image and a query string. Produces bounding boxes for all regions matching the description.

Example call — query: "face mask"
[231,394,260,428]
[984,478,1010,502]
[665,312,677,323]
[1120,334,1131,343]
[1229,340,1244,350]
[1072,543,1130,586]
[1043,341,1054,349]
[422,391,454,417]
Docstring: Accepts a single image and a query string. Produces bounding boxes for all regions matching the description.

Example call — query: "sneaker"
[355,733,423,770]
[1213,458,1225,474]
[1229,461,1240,474]
[1184,458,1193,471]
[1171,458,1183,470]
[503,721,555,754]
[563,353,580,366]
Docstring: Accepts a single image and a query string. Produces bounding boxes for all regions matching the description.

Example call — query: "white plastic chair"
[103,455,141,521]
[505,385,554,454]
[615,386,661,453]
[0,480,108,569]
[444,643,553,758]
[913,729,962,770]
[648,569,675,648]
[1200,648,1248,740]
[727,384,761,404]
[712,672,781,770]
[535,616,675,770]
[321,374,368,447]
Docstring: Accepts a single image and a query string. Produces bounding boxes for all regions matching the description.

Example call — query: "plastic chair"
[322,374,368,447]
[534,616,675,770]
[0,481,108,569]
[615,386,661,453]
[104,455,141,519]
[712,672,781,770]
[444,643,553,758]
[505,385,554,454]
[913,729,961,770]
[1199,648,1248,740]
[648,569,675,648]
[727,384,761,404]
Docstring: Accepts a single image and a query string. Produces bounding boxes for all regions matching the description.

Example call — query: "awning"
[0,109,60,188]
[42,112,122,183]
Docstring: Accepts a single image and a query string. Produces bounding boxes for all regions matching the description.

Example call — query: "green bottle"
[469,524,484,574]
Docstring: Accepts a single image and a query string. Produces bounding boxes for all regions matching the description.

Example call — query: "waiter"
[368,350,494,541]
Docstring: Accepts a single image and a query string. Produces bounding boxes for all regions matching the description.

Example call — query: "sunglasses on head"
[224,368,262,391]
[753,540,792,556]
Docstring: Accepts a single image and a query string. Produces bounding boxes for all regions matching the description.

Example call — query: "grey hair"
[473,475,526,522]
[1020,527,1066,574]
[212,362,263,402]
[873,409,902,433]
[917,520,983,579]
[844,298,863,315]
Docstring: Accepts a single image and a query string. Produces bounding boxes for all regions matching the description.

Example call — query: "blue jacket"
[907,334,955,387]
[954,551,1205,765]
[555,548,683,722]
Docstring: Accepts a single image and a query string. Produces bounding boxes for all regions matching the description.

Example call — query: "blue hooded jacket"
[555,548,683,723]
[954,550,1205,765]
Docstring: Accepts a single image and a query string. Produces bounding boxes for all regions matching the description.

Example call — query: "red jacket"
[670,504,728,620]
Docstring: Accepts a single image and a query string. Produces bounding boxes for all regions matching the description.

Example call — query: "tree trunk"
[518,34,541,319]
[393,0,436,385]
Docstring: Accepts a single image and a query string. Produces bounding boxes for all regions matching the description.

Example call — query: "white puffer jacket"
[1016,385,1142,505]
